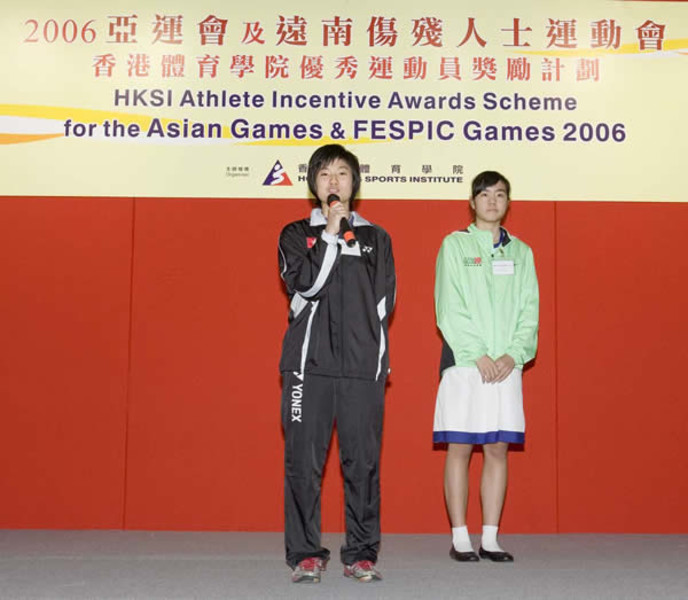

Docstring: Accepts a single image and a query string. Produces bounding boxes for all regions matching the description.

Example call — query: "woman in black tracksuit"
[278,144,396,584]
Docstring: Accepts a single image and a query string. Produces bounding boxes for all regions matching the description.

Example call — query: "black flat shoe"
[450,547,479,562]
[478,547,514,562]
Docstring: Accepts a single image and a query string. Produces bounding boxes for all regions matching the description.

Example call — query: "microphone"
[327,194,356,247]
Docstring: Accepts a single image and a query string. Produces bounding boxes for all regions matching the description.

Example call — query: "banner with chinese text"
[1,0,687,200]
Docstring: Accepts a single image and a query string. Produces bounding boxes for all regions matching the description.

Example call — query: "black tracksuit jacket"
[278,208,396,381]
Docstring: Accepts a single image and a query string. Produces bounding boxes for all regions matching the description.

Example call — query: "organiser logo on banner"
[263,161,293,187]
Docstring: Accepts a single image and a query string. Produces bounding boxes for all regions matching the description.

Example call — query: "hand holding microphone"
[327,194,356,247]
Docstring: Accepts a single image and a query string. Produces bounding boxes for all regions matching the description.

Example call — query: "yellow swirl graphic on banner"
[519,38,688,57]
[0,104,234,145]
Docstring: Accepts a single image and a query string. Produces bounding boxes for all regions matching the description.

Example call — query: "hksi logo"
[263,160,293,186]
[462,257,482,267]
[307,237,317,248]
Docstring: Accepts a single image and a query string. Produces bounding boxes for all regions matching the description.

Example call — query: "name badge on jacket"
[492,260,514,275]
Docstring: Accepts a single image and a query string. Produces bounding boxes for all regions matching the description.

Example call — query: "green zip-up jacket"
[435,223,539,372]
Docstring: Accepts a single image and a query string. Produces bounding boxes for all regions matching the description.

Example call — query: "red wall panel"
[0,197,132,528]
[124,198,287,530]
[123,198,558,533]
[495,201,559,534]
[1,196,686,533]
[556,202,688,532]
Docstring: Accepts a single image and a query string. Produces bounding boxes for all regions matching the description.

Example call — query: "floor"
[1,531,686,599]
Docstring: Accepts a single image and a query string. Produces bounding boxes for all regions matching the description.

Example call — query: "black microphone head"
[327,194,340,206]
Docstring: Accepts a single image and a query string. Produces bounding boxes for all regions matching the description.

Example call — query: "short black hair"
[306,144,361,207]
[471,171,511,200]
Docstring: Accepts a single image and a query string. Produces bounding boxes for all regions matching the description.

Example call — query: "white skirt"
[433,366,525,444]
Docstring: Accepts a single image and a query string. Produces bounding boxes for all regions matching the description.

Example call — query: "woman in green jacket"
[433,171,539,563]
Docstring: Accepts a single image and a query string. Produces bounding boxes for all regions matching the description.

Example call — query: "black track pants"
[282,371,385,568]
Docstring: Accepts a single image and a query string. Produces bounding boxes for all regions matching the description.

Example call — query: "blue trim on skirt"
[433,430,525,444]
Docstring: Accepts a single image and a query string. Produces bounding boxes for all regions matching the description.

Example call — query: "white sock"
[481,525,503,552]
[451,526,473,553]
